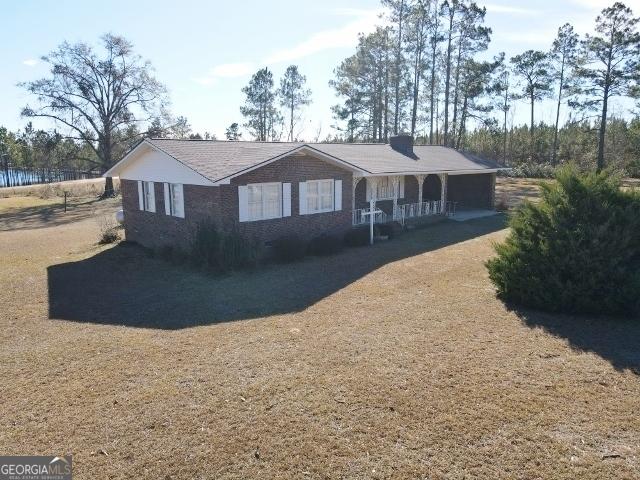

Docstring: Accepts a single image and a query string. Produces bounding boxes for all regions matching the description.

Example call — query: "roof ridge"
[148,137,460,149]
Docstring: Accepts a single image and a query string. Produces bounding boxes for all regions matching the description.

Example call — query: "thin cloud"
[23,59,38,67]
[264,8,383,64]
[566,0,612,10]
[210,62,255,77]
[194,8,383,85]
[194,62,255,86]
[484,4,539,15]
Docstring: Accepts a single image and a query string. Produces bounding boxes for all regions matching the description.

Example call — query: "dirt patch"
[0,189,639,479]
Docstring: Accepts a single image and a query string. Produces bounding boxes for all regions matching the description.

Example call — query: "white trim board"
[104,140,215,186]
[106,142,215,186]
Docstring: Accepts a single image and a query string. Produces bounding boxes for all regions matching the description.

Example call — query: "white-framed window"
[366,176,405,201]
[306,179,334,214]
[164,183,184,218]
[248,182,282,221]
[138,181,156,212]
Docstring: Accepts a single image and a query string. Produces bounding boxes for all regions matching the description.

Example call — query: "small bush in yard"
[486,167,640,316]
[308,233,343,256]
[99,228,120,244]
[97,214,121,244]
[374,223,395,239]
[344,226,370,247]
[272,235,308,262]
[191,222,260,272]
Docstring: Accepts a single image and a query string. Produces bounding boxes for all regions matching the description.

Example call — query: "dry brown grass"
[0,177,119,199]
[0,184,639,479]
[495,176,640,211]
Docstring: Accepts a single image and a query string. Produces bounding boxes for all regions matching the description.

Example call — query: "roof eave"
[211,144,370,185]
[103,138,148,177]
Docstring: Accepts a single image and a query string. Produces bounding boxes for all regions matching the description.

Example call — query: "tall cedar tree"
[575,2,640,170]
[240,68,282,141]
[20,34,168,196]
[550,24,579,165]
[278,65,312,142]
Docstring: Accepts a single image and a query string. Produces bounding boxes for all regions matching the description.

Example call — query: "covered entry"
[422,174,442,202]
[447,173,495,209]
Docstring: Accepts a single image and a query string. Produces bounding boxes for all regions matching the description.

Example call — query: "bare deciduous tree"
[20,33,168,196]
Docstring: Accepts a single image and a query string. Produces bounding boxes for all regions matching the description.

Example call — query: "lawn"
[0,178,638,479]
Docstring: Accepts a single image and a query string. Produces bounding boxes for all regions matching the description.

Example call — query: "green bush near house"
[344,226,370,247]
[272,234,308,263]
[374,223,395,239]
[308,233,344,256]
[487,167,640,316]
[191,222,261,272]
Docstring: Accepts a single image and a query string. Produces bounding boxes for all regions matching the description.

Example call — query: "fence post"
[64,191,67,213]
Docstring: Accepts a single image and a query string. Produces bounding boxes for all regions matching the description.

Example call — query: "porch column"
[367,177,378,245]
[438,173,448,215]
[415,174,425,214]
[352,176,362,211]
[391,175,400,220]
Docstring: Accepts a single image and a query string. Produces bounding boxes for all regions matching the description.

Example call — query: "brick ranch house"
[104,135,500,249]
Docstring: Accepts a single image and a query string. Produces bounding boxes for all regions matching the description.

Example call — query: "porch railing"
[352,208,390,226]
[352,200,457,226]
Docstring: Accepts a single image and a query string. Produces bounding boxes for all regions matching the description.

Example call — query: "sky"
[0,0,636,141]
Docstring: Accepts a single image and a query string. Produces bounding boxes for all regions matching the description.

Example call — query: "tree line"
[327,1,640,172]
[1,3,639,195]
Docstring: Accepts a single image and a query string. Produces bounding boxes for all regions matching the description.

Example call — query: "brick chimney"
[389,135,414,156]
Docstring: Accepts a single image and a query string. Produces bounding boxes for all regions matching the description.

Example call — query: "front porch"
[352,200,457,226]
[351,174,456,227]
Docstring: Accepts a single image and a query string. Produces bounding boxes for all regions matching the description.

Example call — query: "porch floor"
[450,209,499,222]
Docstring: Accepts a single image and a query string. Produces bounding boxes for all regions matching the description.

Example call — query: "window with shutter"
[245,182,283,221]
[305,179,334,214]
[165,183,184,218]
[142,181,155,212]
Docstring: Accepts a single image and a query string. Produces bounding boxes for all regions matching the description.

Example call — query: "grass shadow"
[513,307,640,374]
[0,197,112,231]
[48,214,506,330]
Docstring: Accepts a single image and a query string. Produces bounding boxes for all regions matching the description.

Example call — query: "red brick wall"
[121,152,354,249]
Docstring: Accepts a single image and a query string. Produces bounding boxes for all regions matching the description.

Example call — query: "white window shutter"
[334,179,342,211]
[299,182,307,215]
[137,181,144,210]
[282,183,291,217]
[399,176,405,198]
[147,182,156,213]
[238,185,249,222]
[164,183,171,215]
[174,184,185,218]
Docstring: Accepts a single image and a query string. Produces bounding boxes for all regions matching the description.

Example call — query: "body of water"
[0,167,99,188]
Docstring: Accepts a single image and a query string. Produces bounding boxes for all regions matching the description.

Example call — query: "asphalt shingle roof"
[146,138,500,182]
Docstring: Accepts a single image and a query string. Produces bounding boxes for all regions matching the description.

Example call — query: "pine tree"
[240,68,282,141]
[510,50,553,159]
[277,65,312,141]
[550,24,579,165]
[575,2,640,170]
